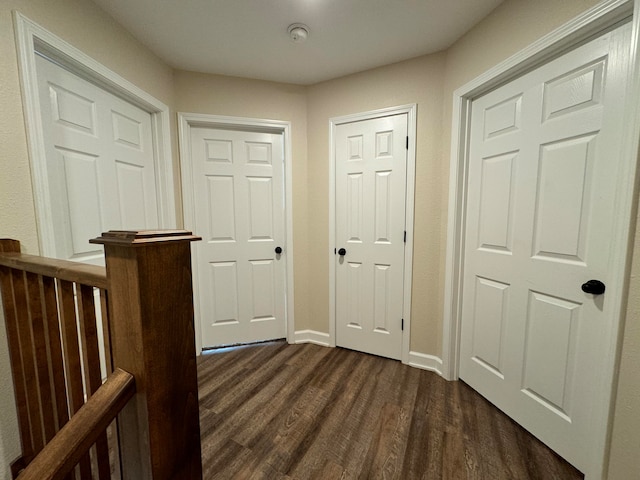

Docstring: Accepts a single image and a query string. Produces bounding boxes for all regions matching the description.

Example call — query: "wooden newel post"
[90,230,203,480]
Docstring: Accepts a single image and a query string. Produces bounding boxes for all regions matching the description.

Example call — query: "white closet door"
[190,126,286,347]
[36,54,159,265]
[460,23,631,473]
[334,113,408,360]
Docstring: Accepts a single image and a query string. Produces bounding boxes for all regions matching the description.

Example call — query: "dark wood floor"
[197,341,583,480]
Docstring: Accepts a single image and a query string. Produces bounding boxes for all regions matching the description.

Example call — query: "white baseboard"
[293,330,331,347]
[408,351,443,376]
[292,335,442,375]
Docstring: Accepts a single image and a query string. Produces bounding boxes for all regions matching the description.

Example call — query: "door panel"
[335,114,408,360]
[190,127,286,347]
[470,276,509,378]
[460,24,631,473]
[36,54,159,265]
[521,291,580,419]
[533,135,595,262]
[477,152,517,253]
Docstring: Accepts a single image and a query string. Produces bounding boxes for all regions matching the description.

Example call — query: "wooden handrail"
[1,232,203,479]
[0,252,107,289]
[16,368,135,480]
[0,240,113,477]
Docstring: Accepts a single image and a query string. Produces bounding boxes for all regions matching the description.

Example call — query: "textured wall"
[607,207,640,479]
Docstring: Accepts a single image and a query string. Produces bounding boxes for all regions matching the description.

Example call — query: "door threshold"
[201,338,286,355]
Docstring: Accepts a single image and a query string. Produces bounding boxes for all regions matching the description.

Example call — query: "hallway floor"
[197,341,582,479]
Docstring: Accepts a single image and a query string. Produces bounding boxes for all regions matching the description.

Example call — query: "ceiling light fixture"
[288,23,309,43]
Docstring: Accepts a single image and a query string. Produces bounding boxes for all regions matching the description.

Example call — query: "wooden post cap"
[0,239,21,252]
[90,230,201,246]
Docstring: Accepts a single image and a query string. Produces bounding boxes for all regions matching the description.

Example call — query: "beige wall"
[607,208,640,479]
[305,54,446,354]
[0,0,175,477]
[173,71,310,334]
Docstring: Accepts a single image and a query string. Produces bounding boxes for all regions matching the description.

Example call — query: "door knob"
[338,248,346,256]
[581,279,605,295]
[275,246,283,254]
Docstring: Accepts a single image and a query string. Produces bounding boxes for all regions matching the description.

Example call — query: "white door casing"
[189,126,286,347]
[329,105,416,363]
[36,54,160,265]
[178,114,295,353]
[444,1,638,477]
[14,12,176,260]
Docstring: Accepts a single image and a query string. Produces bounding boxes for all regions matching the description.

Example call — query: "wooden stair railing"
[0,230,203,479]
[17,368,135,480]
[0,239,114,479]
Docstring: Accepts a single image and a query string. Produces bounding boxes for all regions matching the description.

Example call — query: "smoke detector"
[288,23,309,43]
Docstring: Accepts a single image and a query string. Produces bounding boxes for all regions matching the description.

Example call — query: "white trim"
[177,113,296,354]
[443,1,637,478]
[13,12,176,258]
[408,352,443,375]
[293,330,331,347]
[328,104,417,363]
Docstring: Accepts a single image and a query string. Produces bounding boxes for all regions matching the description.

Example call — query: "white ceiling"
[92,0,504,85]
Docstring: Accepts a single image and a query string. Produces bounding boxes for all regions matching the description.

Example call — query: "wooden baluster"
[77,284,110,479]
[91,230,203,480]
[98,288,123,479]
[41,276,70,432]
[99,289,113,375]
[24,273,57,443]
[11,269,44,455]
[57,280,92,479]
[0,240,33,475]
[41,275,76,480]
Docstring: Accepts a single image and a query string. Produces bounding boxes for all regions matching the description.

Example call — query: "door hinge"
[404,231,406,243]
[406,136,409,150]
[334,248,336,255]
[401,318,404,331]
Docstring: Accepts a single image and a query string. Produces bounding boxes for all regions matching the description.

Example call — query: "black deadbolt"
[338,248,346,256]
[581,279,605,295]
[275,246,283,254]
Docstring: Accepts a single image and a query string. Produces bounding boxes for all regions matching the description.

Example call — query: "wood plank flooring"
[197,341,583,480]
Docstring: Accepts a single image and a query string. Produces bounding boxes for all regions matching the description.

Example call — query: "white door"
[189,127,286,347]
[334,114,408,360]
[460,24,630,474]
[36,54,160,265]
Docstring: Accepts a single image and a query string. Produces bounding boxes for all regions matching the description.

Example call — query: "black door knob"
[275,246,283,254]
[582,279,605,295]
[338,248,346,256]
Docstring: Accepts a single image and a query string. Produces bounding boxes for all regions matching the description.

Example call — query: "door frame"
[14,12,177,257]
[178,113,296,353]
[443,0,640,477]
[328,104,417,364]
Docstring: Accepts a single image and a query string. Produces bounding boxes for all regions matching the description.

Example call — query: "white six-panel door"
[36,54,159,266]
[35,53,162,378]
[460,24,630,473]
[335,114,408,360]
[189,127,286,347]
